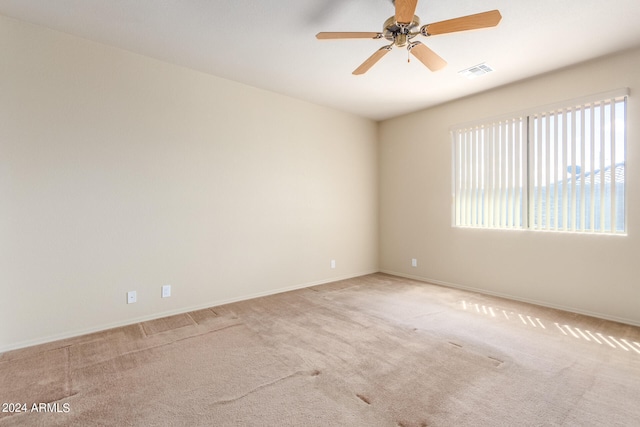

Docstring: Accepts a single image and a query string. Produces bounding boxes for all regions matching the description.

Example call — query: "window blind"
[453,116,526,229]
[529,97,626,233]
[452,90,627,234]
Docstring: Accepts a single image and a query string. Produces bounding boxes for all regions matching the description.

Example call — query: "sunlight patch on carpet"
[461,299,640,356]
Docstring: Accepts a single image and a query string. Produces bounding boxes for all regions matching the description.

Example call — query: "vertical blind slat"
[513,119,521,227]
[589,104,596,231]
[528,117,535,228]
[483,126,490,227]
[599,102,606,232]
[502,120,508,227]
[507,121,511,228]
[545,113,551,230]
[579,107,586,231]
[553,111,560,231]
[561,110,568,230]
[485,126,491,227]
[610,100,616,233]
[470,128,476,226]
[570,107,577,232]
[537,115,543,229]
[462,130,466,226]
[455,131,460,226]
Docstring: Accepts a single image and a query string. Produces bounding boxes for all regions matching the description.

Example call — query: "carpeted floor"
[1,273,639,426]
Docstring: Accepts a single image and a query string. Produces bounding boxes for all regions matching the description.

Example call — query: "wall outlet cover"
[127,291,137,304]
[162,285,171,298]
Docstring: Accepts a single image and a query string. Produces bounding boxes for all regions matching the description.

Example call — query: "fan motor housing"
[383,15,420,46]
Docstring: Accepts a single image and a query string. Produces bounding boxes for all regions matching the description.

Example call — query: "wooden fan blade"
[353,46,392,75]
[408,42,447,71]
[316,32,382,40]
[423,10,502,36]
[395,0,419,24]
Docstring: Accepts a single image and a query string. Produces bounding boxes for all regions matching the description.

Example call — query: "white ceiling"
[1,0,640,121]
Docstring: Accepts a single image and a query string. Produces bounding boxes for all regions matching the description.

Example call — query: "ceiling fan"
[316,0,502,75]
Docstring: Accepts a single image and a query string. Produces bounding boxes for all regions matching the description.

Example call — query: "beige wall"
[380,47,640,325]
[0,16,379,352]
[3,13,639,353]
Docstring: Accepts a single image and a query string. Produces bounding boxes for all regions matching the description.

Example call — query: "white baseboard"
[380,269,640,328]
[7,268,635,354]
[1,270,378,354]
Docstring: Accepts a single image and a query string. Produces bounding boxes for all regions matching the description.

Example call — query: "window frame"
[450,88,628,235]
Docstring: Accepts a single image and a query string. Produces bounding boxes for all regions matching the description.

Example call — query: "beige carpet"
[1,273,639,426]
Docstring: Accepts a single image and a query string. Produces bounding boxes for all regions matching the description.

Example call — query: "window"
[452,90,627,234]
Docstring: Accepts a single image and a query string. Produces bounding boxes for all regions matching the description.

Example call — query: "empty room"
[1,0,639,425]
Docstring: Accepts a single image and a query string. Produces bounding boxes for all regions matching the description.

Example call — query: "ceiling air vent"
[458,63,494,79]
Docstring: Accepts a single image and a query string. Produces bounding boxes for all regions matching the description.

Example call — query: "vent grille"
[458,63,494,79]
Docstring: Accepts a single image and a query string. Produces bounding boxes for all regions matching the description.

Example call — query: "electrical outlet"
[411,258,418,267]
[127,291,137,304]
[330,259,336,269]
[162,285,171,298]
